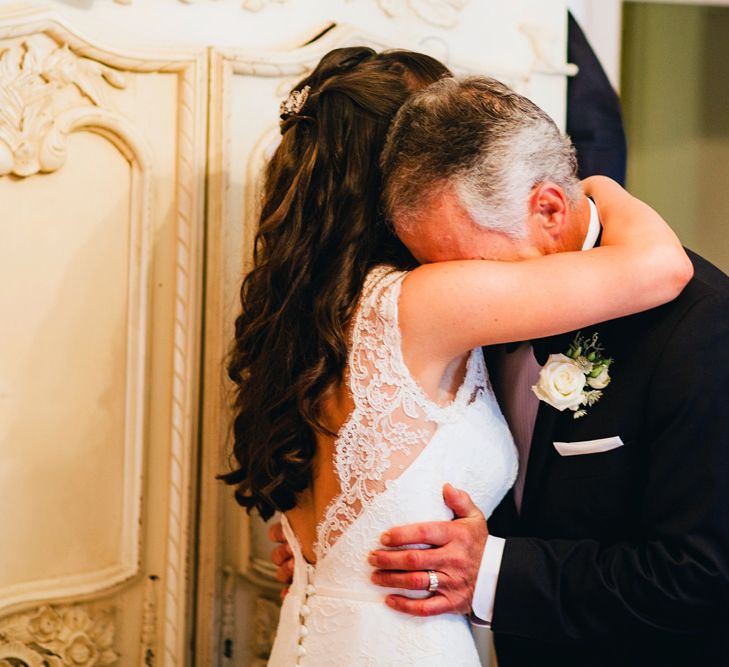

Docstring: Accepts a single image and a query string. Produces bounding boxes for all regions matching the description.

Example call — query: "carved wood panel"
[0,8,206,666]
[1,2,571,665]
[200,4,572,661]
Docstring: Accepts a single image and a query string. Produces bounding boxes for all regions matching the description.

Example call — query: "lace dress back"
[268,266,519,667]
[315,266,483,560]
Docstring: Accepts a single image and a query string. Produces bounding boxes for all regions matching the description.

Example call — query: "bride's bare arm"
[399,177,693,365]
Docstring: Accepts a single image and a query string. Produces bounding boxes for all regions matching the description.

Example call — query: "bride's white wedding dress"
[268,266,518,666]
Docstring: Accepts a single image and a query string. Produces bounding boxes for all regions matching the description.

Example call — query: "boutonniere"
[532,332,613,419]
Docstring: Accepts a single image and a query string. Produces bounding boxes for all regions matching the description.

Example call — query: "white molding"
[567,0,623,90]
[0,566,137,620]
[112,0,470,28]
[0,27,153,617]
[0,10,207,667]
[139,575,160,667]
[253,596,279,661]
[160,40,207,667]
[220,567,235,667]
[377,0,472,29]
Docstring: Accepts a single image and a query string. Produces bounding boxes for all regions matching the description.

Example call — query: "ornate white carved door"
[0,7,206,666]
[0,2,571,665]
[197,4,572,665]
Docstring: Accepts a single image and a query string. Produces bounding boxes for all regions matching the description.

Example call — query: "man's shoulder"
[661,249,729,330]
[682,248,729,305]
[600,249,728,345]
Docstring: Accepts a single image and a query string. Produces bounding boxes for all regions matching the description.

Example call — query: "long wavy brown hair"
[219,47,450,520]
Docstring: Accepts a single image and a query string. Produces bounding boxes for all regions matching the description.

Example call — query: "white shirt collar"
[581,197,601,251]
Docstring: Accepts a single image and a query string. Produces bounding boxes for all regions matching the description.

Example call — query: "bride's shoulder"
[363,264,409,293]
[354,265,409,323]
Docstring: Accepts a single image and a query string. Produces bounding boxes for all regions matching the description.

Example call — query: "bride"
[220,47,691,665]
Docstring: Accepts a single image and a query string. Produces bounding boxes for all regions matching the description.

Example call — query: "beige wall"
[622,2,729,273]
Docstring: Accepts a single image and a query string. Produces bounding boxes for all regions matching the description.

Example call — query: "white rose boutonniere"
[533,354,587,412]
[532,332,613,419]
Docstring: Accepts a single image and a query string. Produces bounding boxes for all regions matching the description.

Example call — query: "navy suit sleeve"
[491,293,729,641]
[567,12,627,185]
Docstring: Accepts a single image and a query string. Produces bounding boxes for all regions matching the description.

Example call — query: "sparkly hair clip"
[279,85,311,124]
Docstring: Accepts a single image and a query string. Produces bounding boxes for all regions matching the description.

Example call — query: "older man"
[370,76,729,667]
[272,76,729,666]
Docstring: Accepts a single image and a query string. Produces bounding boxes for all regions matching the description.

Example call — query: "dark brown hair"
[219,47,450,520]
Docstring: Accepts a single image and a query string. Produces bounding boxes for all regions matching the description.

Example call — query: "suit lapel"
[518,400,560,520]
[531,333,571,367]
[483,344,522,534]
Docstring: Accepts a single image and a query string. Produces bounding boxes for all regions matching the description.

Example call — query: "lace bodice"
[315,266,485,559]
[268,266,519,667]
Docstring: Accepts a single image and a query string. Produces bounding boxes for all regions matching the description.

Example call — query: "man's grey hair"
[381,76,582,239]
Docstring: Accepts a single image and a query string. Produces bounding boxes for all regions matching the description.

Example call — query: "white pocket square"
[553,436,625,457]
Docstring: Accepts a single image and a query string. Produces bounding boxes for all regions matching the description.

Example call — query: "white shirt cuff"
[470,535,506,626]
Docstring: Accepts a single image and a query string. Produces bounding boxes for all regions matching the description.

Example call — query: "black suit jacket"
[485,251,729,666]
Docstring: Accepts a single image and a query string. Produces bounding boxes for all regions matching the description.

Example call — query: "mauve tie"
[501,342,542,512]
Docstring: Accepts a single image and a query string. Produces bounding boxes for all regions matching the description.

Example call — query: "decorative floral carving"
[112,0,466,25]
[140,575,159,667]
[375,0,470,28]
[114,0,290,9]
[240,0,288,11]
[0,603,119,666]
[0,640,52,667]
[407,0,469,28]
[221,567,235,667]
[0,35,126,177]
[62,632,99,666]
[253,597,280,660]
[28,606,62,643]
[519,23,579,78]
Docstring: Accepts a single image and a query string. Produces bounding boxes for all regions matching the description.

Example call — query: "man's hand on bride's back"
[269,521,294,600]
[368,483,488,616]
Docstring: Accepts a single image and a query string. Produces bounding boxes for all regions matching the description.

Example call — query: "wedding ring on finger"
[427,570,439,593]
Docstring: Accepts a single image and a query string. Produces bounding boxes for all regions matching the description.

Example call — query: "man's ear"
[527,183,568,239]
